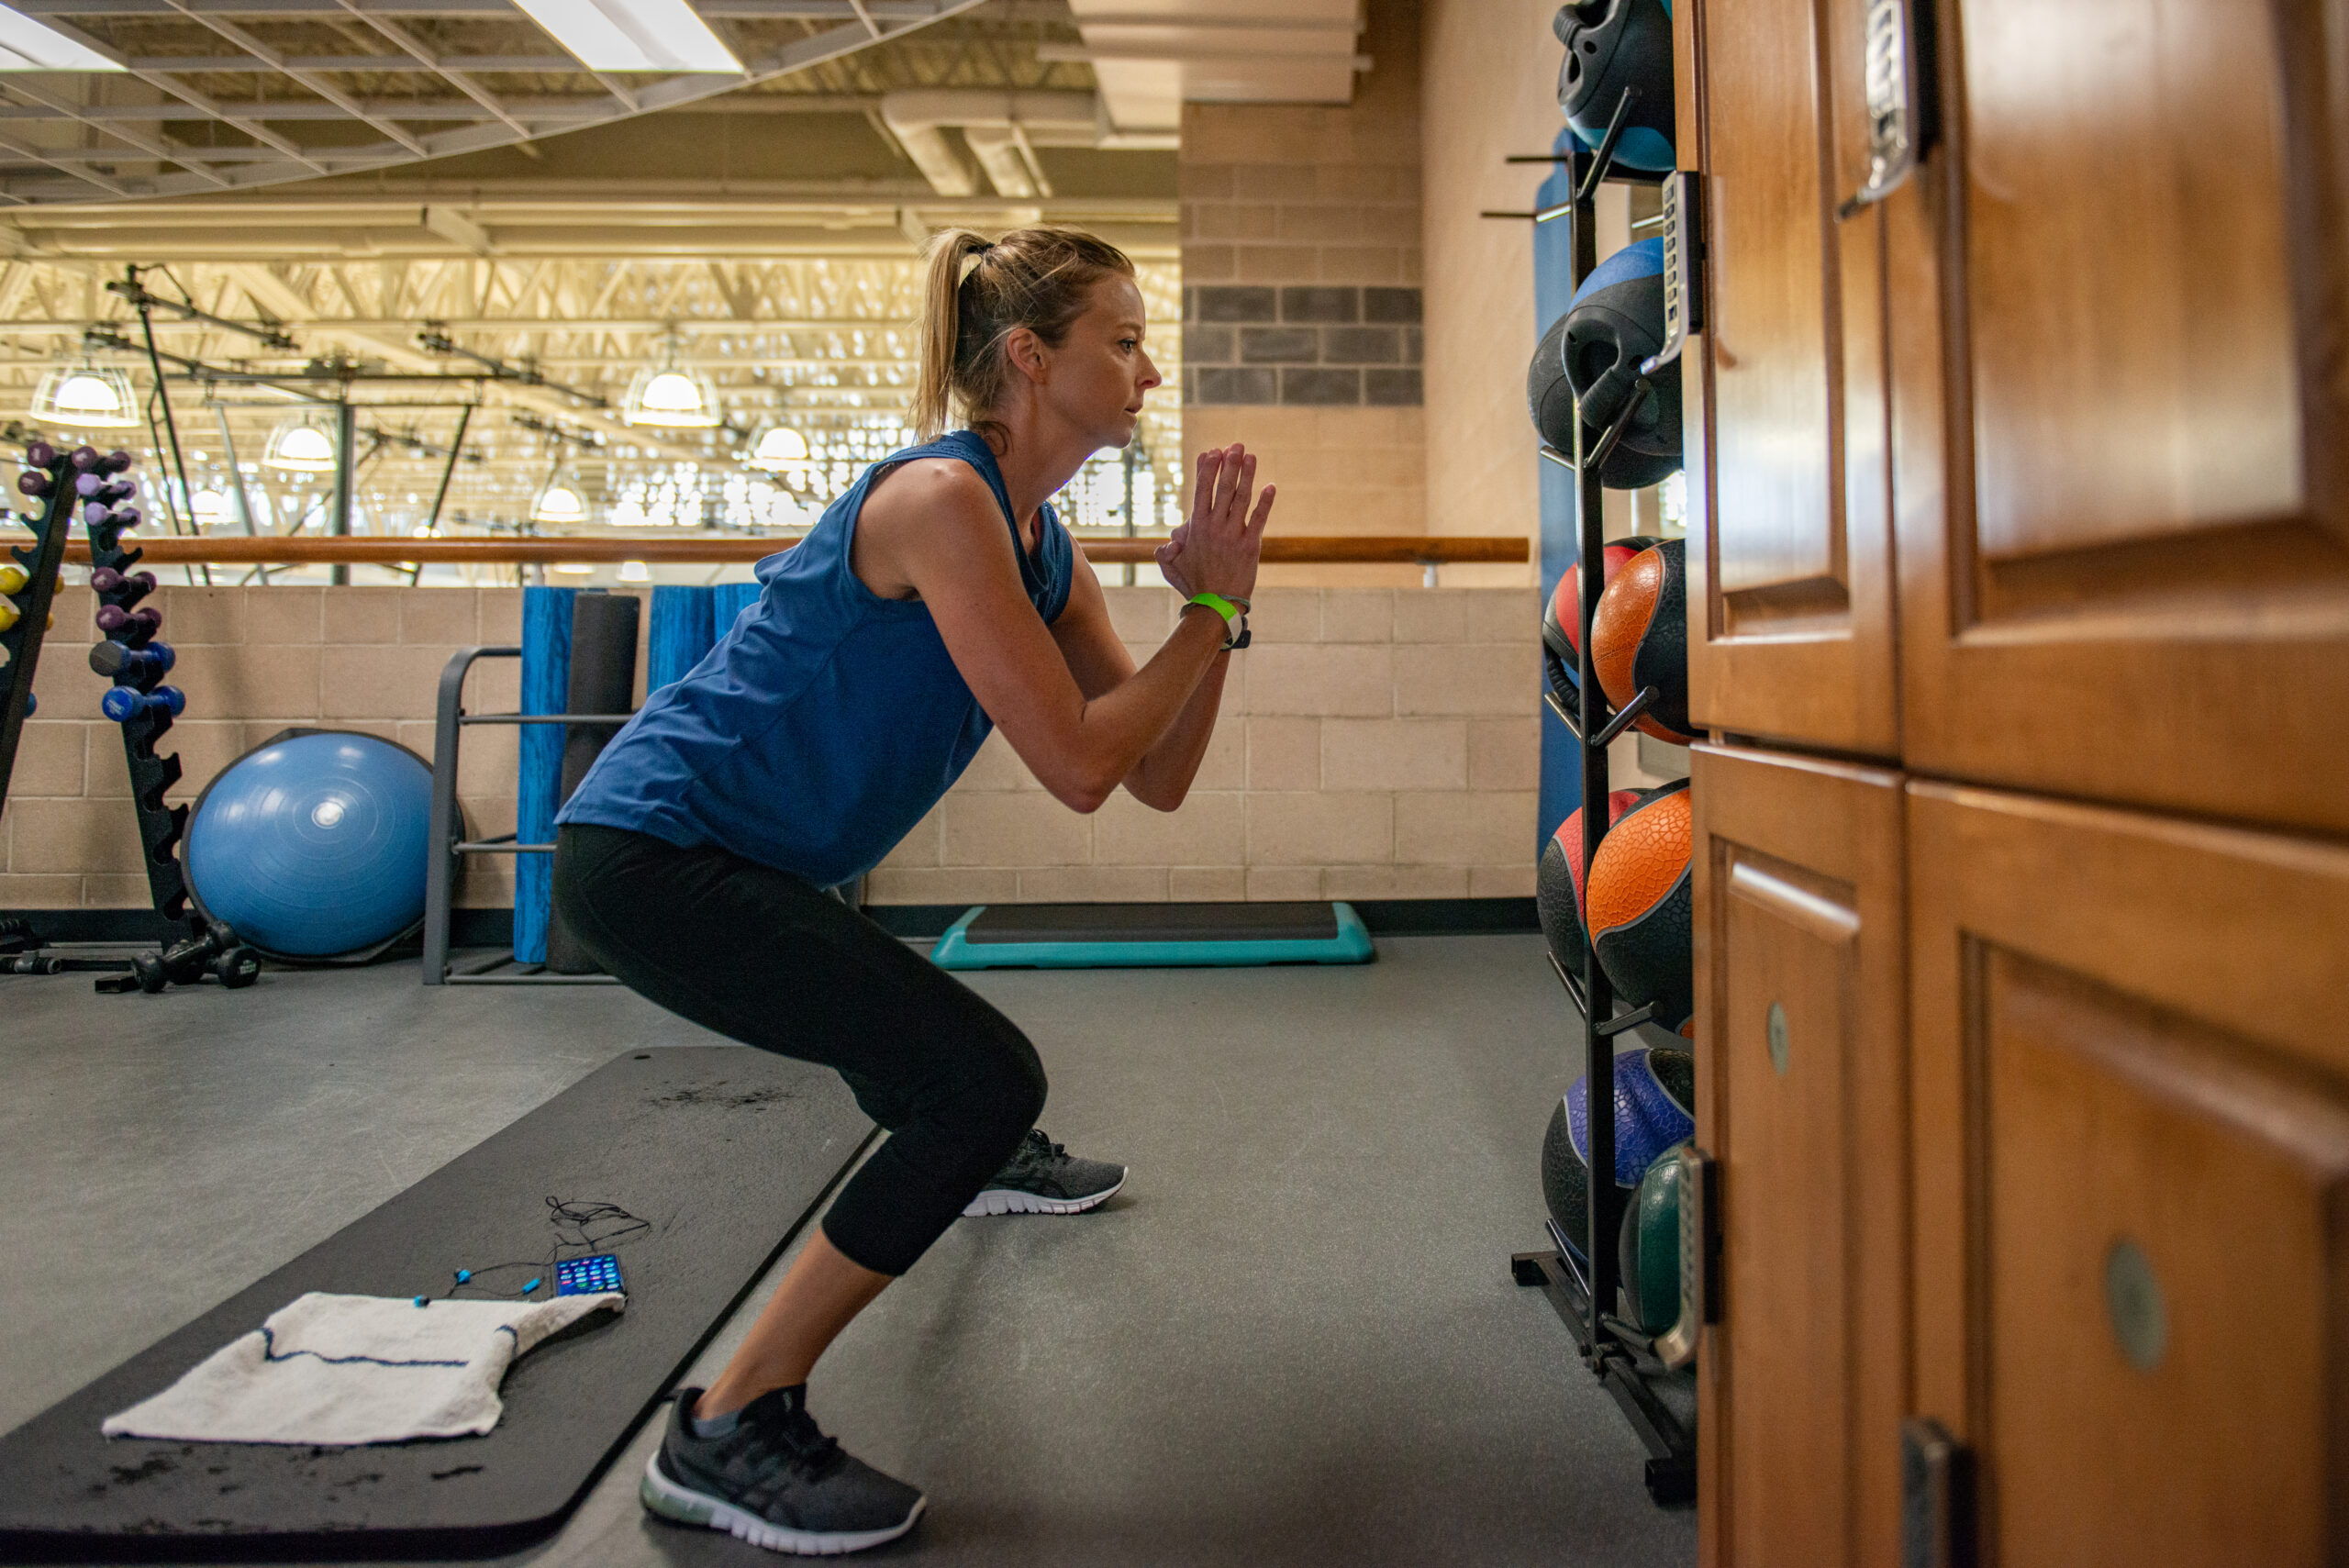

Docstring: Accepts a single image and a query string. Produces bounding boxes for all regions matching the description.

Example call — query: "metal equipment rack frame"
[1503,88,1704,1507]
[421,643,628,985]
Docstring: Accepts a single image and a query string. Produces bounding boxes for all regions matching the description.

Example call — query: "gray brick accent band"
[1181,287,1424,406]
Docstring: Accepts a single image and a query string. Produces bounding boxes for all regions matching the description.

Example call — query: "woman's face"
[1028,272,1162,449]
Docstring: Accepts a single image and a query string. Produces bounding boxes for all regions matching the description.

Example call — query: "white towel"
[100,1290,625,1446]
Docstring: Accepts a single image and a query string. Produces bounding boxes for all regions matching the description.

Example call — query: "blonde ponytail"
[909,225,1136,445]
[913,229,995,441]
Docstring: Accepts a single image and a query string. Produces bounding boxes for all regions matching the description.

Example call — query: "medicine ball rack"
[1505,88,1707,1507]
[420,644,629,984]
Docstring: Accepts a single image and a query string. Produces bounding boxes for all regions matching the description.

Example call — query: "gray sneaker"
[640,1385,924,1555]
[963,1129,1127,1217]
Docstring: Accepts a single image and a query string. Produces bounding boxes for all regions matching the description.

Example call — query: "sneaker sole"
[640,1451,924,1557]
[961,1171,1126,1218]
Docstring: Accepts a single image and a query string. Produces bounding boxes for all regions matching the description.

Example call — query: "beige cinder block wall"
[1177,0,1427,587]
[2,581,1542,909]
[1419,0,1588,591]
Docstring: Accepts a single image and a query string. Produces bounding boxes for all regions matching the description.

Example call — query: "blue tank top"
[559,430,1074,886]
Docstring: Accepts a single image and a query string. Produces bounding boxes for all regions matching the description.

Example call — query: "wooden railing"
[79,534,1530,567]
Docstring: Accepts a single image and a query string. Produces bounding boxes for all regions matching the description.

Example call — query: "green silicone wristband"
[1187,592,1240,627]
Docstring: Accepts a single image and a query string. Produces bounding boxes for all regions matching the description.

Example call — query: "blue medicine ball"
[185,730,434,959]
[1539,1045,1695,1259]
[1555,0,1676,173]
[1562,237,1683,488]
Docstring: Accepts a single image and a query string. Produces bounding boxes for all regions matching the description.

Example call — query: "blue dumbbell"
[89,639,172,681]
[21,692,32,717]
[101,684,183,722]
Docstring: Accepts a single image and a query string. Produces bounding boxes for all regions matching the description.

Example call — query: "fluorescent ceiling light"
[510,0,740,73]
[0,5,123,70]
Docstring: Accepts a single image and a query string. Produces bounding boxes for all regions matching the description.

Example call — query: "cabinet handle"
[1901,1418,1977,1568]
[1641,172,1703,377]
[1653,1143,1718,1369]
[1837,0,1940,218]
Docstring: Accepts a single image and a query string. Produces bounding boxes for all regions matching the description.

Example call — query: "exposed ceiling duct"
[1052,1,1370,136]
[877,89,1173,199]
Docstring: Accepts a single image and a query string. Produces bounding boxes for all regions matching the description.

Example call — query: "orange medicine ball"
[1585,779,1694,1036]
[1590,537,1695,743]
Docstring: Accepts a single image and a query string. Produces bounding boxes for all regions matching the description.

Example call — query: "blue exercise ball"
[185,730,434,958]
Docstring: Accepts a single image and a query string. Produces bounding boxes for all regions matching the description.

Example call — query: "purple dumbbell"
[102,450,132,474]
[95,604,161,642]
[91,566,157,603]
[24,440,52,468]
[73,473,132,503]
[16,470,50,499]
[68,446,100,472]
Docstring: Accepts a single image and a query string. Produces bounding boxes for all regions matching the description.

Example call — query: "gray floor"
[0,936,1695,1568]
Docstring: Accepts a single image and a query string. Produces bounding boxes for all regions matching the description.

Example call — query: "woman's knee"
[930,1024,1047,1146]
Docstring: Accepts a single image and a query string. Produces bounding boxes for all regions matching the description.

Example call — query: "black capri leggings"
[551,822,1048,1277]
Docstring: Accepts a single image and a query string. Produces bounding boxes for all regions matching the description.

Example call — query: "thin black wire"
[440,1196,651,1300]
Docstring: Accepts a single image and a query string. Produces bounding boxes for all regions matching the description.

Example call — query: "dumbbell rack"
[74,448,258,994]
[1503,86,1704,1507]
[0,442,75,822]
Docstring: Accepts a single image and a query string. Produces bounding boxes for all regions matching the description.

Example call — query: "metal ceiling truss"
[0,242,1184,544]
[0,0,1007,204]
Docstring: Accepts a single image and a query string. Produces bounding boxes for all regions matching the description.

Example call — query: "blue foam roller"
[184,731,434,958]
[713,582,762,642]
[645,585,715,695]
[512,586,576,966]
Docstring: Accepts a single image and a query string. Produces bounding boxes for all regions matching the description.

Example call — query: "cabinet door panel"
[1693,744,1907,1568]
[1887,0,2349,833]
[1679,0,1898,756]
[1909,784,2349,1564]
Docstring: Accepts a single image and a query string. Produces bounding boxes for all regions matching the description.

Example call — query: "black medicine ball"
[1554,0,1677,173]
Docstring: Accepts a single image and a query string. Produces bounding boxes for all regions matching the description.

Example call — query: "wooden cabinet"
[1691,743,1908,1568]
[1677,0,2349,1557]
[1908,783,2349,1565]
[1676,0,1900,758]
[1887,0,2349,836]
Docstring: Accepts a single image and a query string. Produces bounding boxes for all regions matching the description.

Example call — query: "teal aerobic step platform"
[930,900,1375,970]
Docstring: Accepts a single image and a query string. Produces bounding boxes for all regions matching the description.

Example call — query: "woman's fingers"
[1190,445,1225,527]
[1246,482,1277,541]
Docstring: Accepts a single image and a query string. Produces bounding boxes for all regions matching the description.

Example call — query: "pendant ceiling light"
[623,339,719,428]
[531,482,588,526]
[31,358,137,429]
[191,490,231,530]
[262,414,338,473]
[749,425,809,471]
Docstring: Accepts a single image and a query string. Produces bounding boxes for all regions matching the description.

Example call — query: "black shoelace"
[736,1405,845,1483]
[1014,1129,1067,1167]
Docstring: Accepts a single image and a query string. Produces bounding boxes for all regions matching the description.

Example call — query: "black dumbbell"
[210,947,260,988]
[131,921,249,992]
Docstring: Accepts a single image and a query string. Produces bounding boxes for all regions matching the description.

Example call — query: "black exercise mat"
[0,1047,873,1562]
[963,899,1341,944]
